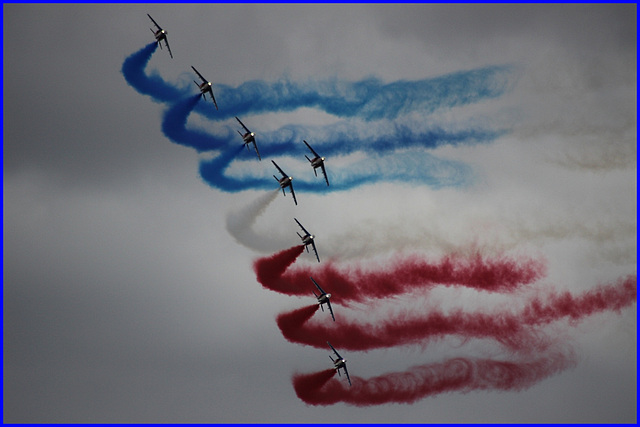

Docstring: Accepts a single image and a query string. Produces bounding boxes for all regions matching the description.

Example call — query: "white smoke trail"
[225,189,288,253]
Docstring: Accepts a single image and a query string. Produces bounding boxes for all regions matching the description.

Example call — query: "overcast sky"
[3,4,636,423]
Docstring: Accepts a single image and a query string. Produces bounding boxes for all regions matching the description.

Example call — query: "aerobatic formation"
[122,15,637,408]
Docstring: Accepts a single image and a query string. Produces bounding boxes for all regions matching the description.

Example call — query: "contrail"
[254,250,547,303]
[293,351,576,406]
[276,275,636,353]
[225,189,285,253]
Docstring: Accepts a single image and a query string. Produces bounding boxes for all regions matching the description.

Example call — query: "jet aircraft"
[304,140,329,186]
[295,218,319,262]
[272,160,297,205]
[191,66,218,110]
[311,277,334,321]
[147,14,173,59]
[236,116,260,160]
[328,341,351,386]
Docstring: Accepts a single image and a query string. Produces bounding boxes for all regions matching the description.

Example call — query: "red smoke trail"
[255,250,546,303]
[276,305,318,338]
[254,245,304,292]
[278,306,539,353]
[521,275,637,325]
[292,369,337,405]
[293,352,576,406]
[277,275,636,353]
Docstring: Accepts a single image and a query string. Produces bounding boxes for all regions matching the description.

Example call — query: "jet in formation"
[236,117,260,160]
[311,277,334,321]
[294,218,319,262]
[304,140,329,186]
[191,66,218,110]
[147,14,173,59]
[272,160,297,205]
[328,341,351,386]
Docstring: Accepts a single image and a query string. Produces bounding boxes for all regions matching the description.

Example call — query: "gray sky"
[3,4,636,423]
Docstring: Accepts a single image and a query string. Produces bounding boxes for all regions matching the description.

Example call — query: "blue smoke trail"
[161,95,230,151]
[122,43,514,193]
[121,42,188,103]
[160,91,507,155]
[199,147,474,193]
[122,43,515,121]
[211,68,515,121]
[160,93,484,192]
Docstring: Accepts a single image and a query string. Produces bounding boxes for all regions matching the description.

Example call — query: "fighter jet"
[236,116,260,160]
[311,277,334,321]
[304,140,329,186]
[328,341,351,386]
[272,160,297,205]
[191,66,218,110]
[295,218,319,262]
[147,14,173,59]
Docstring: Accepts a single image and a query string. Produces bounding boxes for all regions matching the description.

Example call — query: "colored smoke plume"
[254,245,305,291]
[292,369,337,406]
[276,275,636,353]
[256,250,547,303]
[226,189,282,252]
[123,44,509,193]
[521,275,637,325]
[276,305,319,340]
[294,351,575,407]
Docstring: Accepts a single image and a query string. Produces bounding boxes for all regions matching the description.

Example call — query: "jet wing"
[327,341,342,359]
[252,141,261,160]
[311,241,320,263]
[147,14,161,30]
[310,277,326,295]
[304,140,320,158]
[343,365,351,386]
[235,116,251,133]
[210,90,219,110]
[191,65,207,83]
[289,184,298,206]
[294,218,310,236]
[326,298,335,322]
[164,39,173,59]
[320,164,329,186]
[272,160,286,177]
